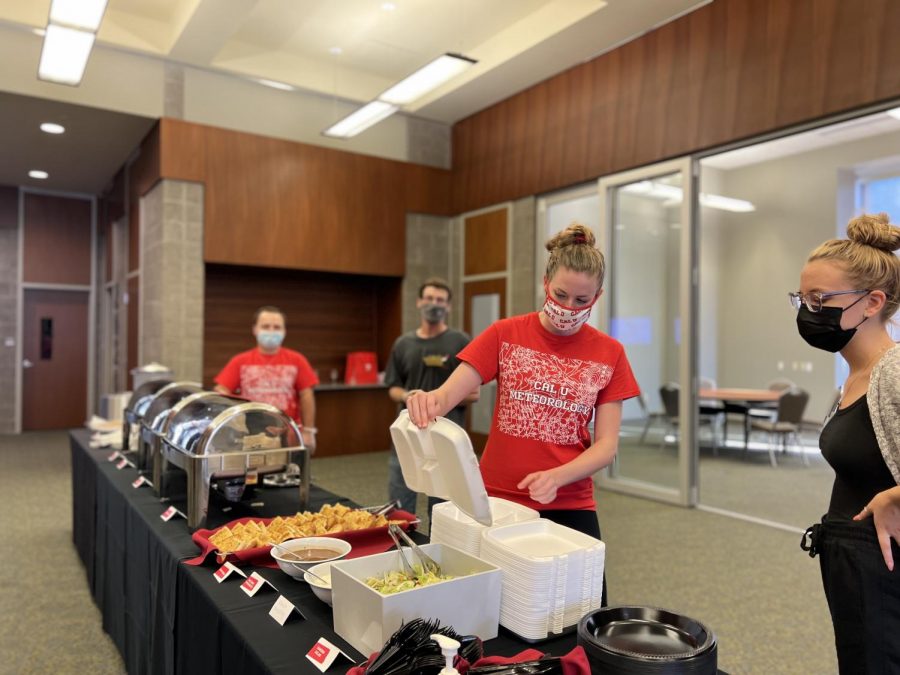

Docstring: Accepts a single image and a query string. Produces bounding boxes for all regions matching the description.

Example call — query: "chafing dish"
[137,382,204,474]
[158,395,309,530]
[122,378,174,454]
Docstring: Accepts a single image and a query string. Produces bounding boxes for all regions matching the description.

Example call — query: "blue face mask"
[257,331,284,351]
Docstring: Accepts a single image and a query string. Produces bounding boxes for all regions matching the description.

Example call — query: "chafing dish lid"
[125,379,174,417]
[143,382,204,433]
[164,398,301,456]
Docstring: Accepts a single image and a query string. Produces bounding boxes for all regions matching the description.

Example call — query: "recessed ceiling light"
[29,170,49,180]
[381,2,396,11]
[40,122,66,134]
[329,46,343,55]
[256,78,294,91]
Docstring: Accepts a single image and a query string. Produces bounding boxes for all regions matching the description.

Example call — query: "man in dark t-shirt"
[384,277,479,516]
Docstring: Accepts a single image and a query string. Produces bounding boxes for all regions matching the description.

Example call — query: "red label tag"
[213,562,246,583]
[160,506,178,522]
[309,643,330,664]
[132,476,146,488]
[240,571,270,597]
[107,451,121,462]
[306,638,351,672]
[115,457,128,470]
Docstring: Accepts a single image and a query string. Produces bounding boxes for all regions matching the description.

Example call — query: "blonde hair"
[545,223,606,288]
[808,213,900,320]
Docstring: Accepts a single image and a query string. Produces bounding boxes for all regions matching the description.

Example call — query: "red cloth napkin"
[346,646,590,675]
[183,509,418,567]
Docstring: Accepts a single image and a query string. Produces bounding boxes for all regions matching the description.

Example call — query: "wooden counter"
[313,384,398,457]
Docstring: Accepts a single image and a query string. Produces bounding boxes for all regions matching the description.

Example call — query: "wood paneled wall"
[464,208,507,276]
[203,264,401,388]
[452,0,900,212]
[22,193,92,285]
[158,118,453,276]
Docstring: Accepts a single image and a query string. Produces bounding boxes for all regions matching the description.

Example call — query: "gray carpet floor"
[1,430,838,674]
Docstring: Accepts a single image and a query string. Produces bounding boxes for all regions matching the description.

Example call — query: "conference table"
[69,429,581,675]
[698,388,781,448]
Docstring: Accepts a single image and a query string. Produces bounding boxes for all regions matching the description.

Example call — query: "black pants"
[538,508,608,607]
[802,516,900,674]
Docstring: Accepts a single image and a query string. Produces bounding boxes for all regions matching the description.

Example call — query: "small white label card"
[306,638,354,672]
[131,475,151,489]
[159,505,184,522]
[268,595,306,626]
[107,451,121,462]
[213,562,246,583]
[115,457,129,470]
[240,571,274,597]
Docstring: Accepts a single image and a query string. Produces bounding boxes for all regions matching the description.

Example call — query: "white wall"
[701,130,900,420]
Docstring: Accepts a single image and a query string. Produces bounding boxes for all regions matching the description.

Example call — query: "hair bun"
[545,223,596,252]
[847,213,900,252]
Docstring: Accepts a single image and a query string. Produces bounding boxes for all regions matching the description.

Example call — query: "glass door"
[595,157,698,506]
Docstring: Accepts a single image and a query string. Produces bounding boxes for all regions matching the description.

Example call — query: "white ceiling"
[1,0,711,122]
[0,0,716,193]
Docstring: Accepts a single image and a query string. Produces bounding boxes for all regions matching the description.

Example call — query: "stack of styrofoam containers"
[430,497,539,557]
[479,519,605,641]
[388,411,605,642]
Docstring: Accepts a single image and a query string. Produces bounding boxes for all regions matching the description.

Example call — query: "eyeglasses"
[788,289,870,313]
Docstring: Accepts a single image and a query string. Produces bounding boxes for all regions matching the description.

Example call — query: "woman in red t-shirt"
[407,223,640,549]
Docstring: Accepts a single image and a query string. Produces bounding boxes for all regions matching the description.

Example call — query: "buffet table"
[70,429,579,675]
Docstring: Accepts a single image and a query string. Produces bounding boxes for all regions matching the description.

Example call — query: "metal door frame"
[595,156,699,507]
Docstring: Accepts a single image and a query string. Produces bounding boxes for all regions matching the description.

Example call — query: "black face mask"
[796,295,869,353]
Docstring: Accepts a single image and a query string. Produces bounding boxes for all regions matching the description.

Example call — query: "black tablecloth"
[70,430,579,675]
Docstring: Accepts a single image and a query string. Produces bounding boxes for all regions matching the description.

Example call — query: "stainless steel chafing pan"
[121,379,173,454]
[158,395,309,530]
[137,382,204,474]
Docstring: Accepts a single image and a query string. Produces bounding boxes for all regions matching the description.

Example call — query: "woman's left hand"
[517,471,560,504]
[853,485,900,571]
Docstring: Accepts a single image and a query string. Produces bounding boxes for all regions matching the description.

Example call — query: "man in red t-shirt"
[214,306,319,450]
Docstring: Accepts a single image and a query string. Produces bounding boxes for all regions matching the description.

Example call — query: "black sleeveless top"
[819,394,896,520]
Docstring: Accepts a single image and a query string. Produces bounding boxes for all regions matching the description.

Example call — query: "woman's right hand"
[406,390,443,428]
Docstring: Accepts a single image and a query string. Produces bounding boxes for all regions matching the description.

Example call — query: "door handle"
[22,358,33,369]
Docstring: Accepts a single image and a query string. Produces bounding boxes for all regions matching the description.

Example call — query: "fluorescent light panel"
[38,24,95,86]
[323,101,398,138]
[379,53,476,106]
[621,181,755,213]
[257,78,295,91]
[49,0,108,31]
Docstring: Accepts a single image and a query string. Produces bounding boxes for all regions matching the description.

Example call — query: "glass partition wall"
[595,158,698,506]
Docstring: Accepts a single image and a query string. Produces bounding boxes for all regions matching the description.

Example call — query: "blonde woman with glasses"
[794,213,900,672]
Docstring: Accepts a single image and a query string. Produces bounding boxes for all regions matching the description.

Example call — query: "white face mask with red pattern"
[542,291,598,332]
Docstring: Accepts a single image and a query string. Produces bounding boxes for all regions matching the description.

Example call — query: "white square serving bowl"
[330,542,502,657]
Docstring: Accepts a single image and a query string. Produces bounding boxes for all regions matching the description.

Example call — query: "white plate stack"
[430,497,539,557]
[479,519,605,641]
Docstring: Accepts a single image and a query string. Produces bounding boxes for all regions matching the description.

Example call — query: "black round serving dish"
[577,606,717,674]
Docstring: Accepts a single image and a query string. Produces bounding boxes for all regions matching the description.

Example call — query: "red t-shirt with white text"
[214,347,319,423]
[458,313,640,511]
